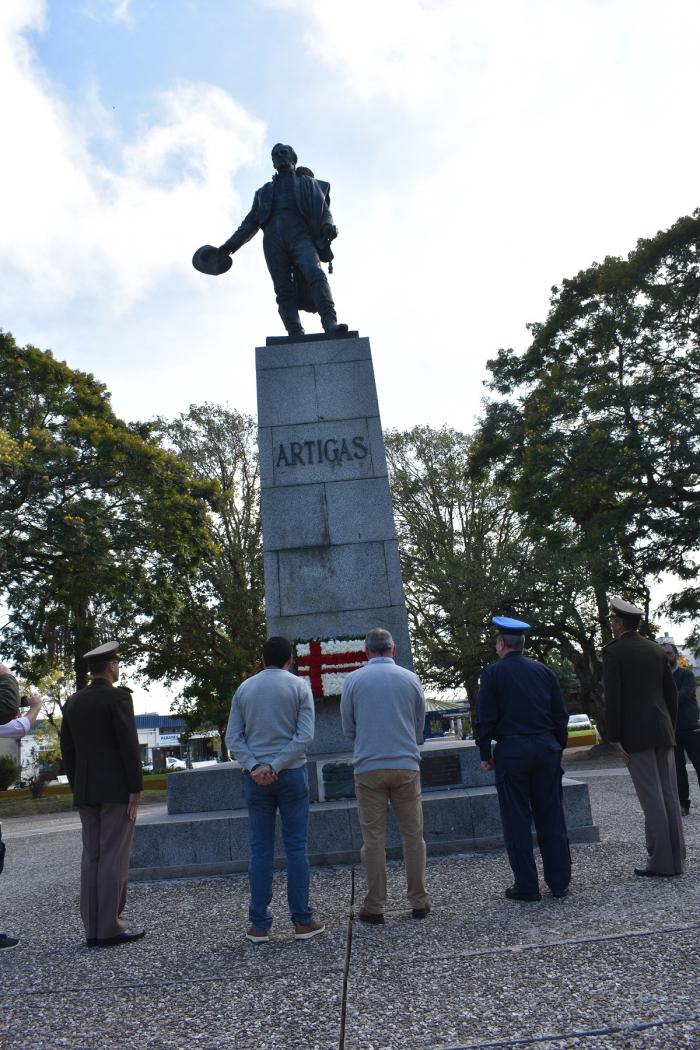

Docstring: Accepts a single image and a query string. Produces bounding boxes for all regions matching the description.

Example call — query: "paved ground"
[1,760,699,1050]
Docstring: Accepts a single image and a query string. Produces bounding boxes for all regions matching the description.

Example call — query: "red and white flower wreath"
[294,637,367,700]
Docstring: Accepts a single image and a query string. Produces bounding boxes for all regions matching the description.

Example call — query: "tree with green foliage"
[386,426,531,700]
[0,331,213,689]
[477,210,700,605]
[144,404,265,758]
[471,210,700,720]
[0,755,20,791]
[387,426,630,732]
[17,665,73,727]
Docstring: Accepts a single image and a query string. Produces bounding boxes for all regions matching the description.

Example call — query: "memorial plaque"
[420,752,462,790]
[320,761,356,801]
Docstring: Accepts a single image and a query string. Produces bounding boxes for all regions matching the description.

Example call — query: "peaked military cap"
[83,640,120,661]
[492,615,531,632]
[609,598,643,618]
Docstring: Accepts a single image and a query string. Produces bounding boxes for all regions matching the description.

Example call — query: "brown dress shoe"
[92,927,146,947]
[358,909,385,924]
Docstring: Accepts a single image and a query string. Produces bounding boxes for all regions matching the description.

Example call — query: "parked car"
[165,756,186,770]
[142,762,154,773]
[566,713,600,748]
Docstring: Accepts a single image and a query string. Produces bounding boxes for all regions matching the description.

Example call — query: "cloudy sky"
[2,0,698,703]
[4,0,700,433]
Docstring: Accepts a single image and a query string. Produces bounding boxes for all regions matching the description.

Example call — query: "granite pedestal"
[258,332,412,751]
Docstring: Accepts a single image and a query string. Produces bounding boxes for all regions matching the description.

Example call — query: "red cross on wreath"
[295,638,368,699]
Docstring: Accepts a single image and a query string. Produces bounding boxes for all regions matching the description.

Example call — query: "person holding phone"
[0,662,42,950]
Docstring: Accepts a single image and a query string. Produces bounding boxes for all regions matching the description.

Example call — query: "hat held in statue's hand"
[192,245,232,276]
[609,598,643,618]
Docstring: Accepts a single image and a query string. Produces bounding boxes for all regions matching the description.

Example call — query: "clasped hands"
[251,764,277,786]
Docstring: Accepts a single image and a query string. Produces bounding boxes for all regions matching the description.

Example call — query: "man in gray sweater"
[340,628,429,923]
[226,636,324,943]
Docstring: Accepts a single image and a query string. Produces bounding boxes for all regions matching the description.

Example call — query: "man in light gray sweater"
[226,636,324,943]
[340,628,429,923]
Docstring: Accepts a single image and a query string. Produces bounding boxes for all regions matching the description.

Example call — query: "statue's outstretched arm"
[220,203,260,255]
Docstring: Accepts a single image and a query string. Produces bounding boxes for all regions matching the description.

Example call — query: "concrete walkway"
[1,766,699,1049]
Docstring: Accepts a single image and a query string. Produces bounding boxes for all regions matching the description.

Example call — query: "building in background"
[134,713,220,768]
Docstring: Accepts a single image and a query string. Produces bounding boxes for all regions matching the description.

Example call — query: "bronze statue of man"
[218,144,349,337]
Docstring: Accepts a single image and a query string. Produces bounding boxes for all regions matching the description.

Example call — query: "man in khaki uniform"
[60,641,145,946]
[603,598,685,877]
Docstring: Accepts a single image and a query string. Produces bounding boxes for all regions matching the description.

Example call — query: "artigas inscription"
[276,435,368,467]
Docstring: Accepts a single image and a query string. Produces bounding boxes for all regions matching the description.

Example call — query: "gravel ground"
[1,771,699,1049]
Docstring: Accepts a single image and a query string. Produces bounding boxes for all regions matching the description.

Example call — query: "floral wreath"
[294,637,367,700]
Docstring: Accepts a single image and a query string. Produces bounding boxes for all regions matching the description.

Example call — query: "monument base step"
[265,330,359,345]
[130,780,599,881]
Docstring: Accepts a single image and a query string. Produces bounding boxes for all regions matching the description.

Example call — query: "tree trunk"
[72,599,92,691]
[569,640,608,738]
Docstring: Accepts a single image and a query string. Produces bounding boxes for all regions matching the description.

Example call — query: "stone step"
[129,778,598,881]
[166,739,498,814]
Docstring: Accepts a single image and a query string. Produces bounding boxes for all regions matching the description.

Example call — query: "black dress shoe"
[550,888,570,899]
[634,868,675,878]
[357,909,384,924]
[85,938,99,948]
[681,803,690,816]
[94,927,146,947]
[411,904,431,919]
[505,887,541,902]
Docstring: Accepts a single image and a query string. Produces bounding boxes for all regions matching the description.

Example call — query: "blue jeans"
[243,767,312,930]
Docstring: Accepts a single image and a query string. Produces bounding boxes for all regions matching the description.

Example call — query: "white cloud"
[80,0,136,25]
[0,4,266,313]
[266,0,700,430]
[3,0,700,438]
[0,0,45,36]
[111,0,134,21]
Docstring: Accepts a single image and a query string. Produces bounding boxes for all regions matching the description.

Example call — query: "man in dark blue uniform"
[475,616,571,901]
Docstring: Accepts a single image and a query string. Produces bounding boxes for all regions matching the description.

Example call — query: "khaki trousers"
[354,768,428,914]
[78,803,135,940]
[627,747,686,875]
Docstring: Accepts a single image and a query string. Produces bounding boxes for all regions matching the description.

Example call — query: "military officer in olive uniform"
[60,641,145,947]
[603,598,685,877]
[475,616,571,901]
